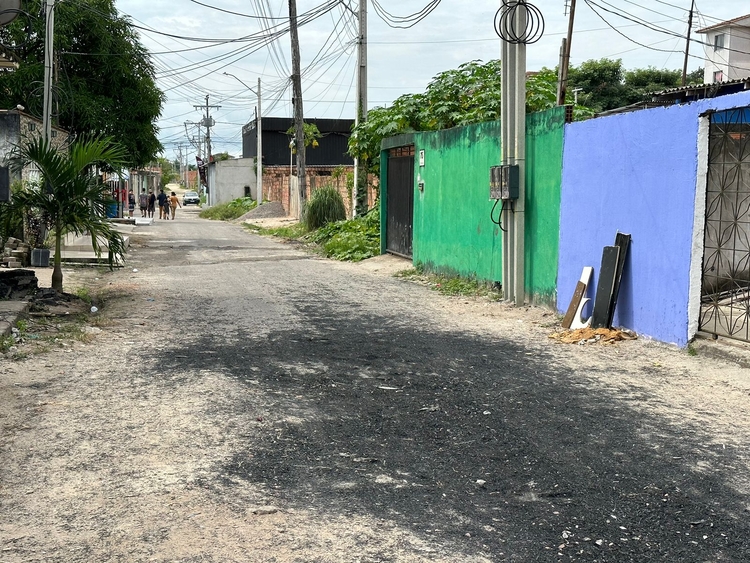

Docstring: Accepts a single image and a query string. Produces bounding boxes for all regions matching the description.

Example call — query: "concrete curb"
[0,301,29,336]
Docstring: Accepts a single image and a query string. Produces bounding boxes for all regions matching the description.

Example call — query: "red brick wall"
[263,166,378,217]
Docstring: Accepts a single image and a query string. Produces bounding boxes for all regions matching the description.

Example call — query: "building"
[697,14,750,83]
[0,109,69,190]
[242,117,354,166]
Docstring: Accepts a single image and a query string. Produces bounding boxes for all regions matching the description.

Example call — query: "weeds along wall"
[558,90,750,346]
[409,108,565,305]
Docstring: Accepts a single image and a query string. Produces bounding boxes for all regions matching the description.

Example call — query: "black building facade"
[242,117,354,167]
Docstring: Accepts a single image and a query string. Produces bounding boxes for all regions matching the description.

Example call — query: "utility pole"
[257,77,263,205]
[194,95,220,206]
[42,0,55,141]
[682,0,695,87]
[289,0,306,219]
[556,0,576,105]
[223,72,263,205]
[353,0,367,218]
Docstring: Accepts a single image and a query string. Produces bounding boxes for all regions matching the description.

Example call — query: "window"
[714,33,725,51]
[714,70,724,83]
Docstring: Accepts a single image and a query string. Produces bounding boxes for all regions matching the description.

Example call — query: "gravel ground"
[238,201,287,221]
[2,206,750,562]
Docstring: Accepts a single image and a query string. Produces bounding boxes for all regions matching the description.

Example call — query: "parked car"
[182,191,200,205]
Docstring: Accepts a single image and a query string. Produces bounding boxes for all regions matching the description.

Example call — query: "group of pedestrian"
[157,189,181,220]
[130,188,182,220]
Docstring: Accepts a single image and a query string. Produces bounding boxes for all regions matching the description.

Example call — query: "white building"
[697,14,750,83]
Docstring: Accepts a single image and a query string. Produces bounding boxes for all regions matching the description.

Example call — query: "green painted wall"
[381,108,564,306]
[525,106,565,306]
[413,121,504,282]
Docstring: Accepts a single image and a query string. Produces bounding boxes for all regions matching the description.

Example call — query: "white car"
[182,191,200,205]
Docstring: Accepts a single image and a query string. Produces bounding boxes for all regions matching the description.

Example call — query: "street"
[2,206,750,562]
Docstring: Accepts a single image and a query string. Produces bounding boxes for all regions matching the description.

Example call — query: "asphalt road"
[4,206,750,562]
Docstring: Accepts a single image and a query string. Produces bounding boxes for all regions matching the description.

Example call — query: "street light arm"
[222,72,257,95]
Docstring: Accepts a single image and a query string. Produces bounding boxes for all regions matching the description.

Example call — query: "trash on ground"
[549,327,637,345]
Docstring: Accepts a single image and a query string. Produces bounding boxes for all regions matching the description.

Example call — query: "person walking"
[157,189,168,220]
[162,194,171,220]
[138,190,148,217]
[127,190,135,218]
[169,191,181,220]
[147,189,156,218]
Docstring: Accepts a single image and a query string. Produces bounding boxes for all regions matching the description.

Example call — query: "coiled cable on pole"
[494,0,544,44]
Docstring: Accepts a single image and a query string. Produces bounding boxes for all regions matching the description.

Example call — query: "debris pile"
[0,268,38,299]
[550,327,637,345]
[2,237,30,268]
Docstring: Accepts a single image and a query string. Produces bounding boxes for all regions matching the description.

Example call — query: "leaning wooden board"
[607,232,631,328]
[562,281,587,329]
[591,246,620,329]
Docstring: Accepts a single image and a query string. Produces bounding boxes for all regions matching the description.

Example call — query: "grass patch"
[199,197,257,221]
[246,206,380,263]
[307,206,380,262]
[395,267,502,300]
[687,343,698,356]
[244,222,308,239]
[304,186,346,230]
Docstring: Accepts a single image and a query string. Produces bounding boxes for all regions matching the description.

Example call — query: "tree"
[568,59,705,112]
[0,0,164,167]
[348,61,588,170]
[157,157,179,188]
[286,122,322,151]
[567,58,630,112]
[8,137,128,292]
[212,152,233,161]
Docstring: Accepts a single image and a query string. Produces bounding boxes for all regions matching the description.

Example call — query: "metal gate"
[386,146,415,257]
[700,107,750,341]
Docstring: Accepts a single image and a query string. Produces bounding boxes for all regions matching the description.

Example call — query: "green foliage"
[348,60,589,169]
[308,206,380,262]
[199,197,256,221]
[303,186,346,230]
[8,136,128,291]
[213,152,233,161]
[0,181,26,241]
[569,59,702,112]
[395,267,502,300]
[286,122,322,151]
[0,0,164,167]
[244,222,307,239]
[157,157,179,188]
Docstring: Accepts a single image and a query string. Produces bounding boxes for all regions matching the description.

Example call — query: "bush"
[308,205,380,262]
[199,197,256,221]
[303,186,346,230]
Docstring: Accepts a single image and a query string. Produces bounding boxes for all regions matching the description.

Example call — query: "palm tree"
[9,136,128,292]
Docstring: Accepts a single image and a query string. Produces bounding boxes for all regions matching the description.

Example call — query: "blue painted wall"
[559,90,750,346]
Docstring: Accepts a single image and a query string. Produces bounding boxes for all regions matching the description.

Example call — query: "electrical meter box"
[489,165,519,200]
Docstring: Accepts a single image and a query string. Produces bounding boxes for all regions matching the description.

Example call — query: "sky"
[113,0,750,161]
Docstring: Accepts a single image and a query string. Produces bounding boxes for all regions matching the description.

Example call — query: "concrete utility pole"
[223,72,263,205]
[42,0,55,141]
[353,0,367,218]
[257,77,263,205]
[289,0,307,219]
[501,4,527,306]
[556,0,576,105]
[194,96,220,206]
[682,0,695,87]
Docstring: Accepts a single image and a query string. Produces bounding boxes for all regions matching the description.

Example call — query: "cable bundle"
[494,0,545,44]
[371,0,442,29]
